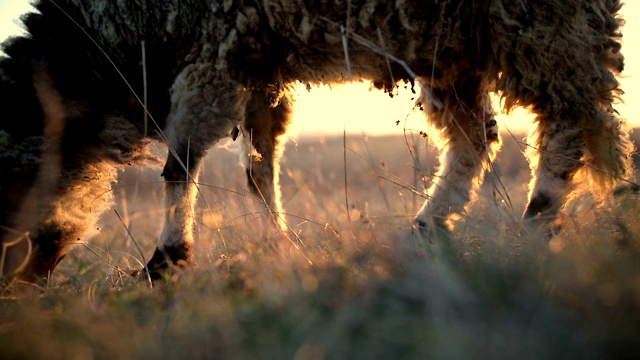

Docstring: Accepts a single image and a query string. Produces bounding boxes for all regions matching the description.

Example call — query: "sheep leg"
[523,120,584,236]
[414,86,500,237]
[145,64,250,279]
[145,150,201,279]
[241,90,292,230]
[1,160,118,283]
[1,68,119,283]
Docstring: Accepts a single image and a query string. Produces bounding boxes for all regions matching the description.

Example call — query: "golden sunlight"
[0,1,32,42]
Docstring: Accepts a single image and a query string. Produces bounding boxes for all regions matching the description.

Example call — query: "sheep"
[0,0,632,283]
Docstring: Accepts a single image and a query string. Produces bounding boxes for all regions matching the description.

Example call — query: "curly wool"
[0,0,632,281]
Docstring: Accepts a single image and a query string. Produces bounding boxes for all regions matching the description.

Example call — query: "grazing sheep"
[0,0,632,282]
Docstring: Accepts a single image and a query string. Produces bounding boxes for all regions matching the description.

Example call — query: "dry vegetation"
[1,130,640,359]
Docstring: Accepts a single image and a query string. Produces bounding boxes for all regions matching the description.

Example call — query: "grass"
[1,132,640,359]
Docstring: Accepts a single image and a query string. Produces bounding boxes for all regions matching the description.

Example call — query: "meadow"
[1,129,640,359]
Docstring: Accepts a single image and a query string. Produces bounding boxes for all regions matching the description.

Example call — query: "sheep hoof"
[132,245,191,282]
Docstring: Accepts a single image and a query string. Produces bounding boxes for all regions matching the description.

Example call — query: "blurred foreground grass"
[1,133,640,359]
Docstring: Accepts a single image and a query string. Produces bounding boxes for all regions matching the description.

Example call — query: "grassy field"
[1,130,640,359]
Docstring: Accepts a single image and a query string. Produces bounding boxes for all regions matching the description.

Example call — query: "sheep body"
[0,0,631,281]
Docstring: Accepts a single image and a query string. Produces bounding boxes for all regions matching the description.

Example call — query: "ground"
[1,130,639,359]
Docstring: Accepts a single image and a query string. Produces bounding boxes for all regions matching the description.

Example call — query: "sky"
[1,1,638,135]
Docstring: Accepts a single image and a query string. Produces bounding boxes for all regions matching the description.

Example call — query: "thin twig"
[430,34,439,97]
[186,137,191,192]
[141,40,148,137]
[320,16,443,110]
[343,127,352,226]
[344,146,422,197]
[341,25,353,80]
[344,144,473,221]
[77,241,140,279]
[411,133,422,212]
[376,27,395,88]
[360,130,393,212]
[50,1,165,142]
[113,209,153,288]
[401,111,429,209]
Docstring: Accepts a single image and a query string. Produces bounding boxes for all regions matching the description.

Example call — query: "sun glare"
[0,2,32,44]
[290,82,542,136]
[0,1,638,135]
[289,82,425,136]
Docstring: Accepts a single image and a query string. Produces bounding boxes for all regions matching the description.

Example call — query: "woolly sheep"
[0,0,632,282]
